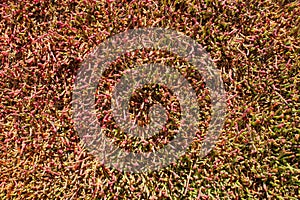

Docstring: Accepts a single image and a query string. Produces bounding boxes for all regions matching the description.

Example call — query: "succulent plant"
[0,0,299,199]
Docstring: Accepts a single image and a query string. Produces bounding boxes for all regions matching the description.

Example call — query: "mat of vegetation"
[0,0,299,199]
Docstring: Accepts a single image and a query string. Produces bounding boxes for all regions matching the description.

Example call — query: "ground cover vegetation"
[0,0,299,199]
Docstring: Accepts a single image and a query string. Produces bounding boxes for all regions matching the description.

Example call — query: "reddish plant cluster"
[0,0,299,199]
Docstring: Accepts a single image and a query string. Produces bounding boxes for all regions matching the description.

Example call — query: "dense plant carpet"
[0,0,299,199]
